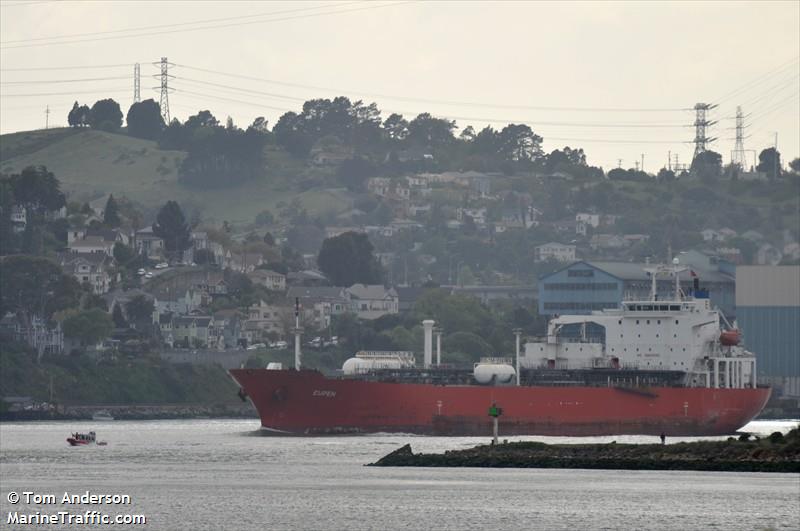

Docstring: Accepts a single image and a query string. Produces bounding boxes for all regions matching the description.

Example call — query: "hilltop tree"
[498,123,543,163]
[67,101,90,127]
[756,147,782,179]
[789,158,800,173]
[383,113,409,141]
[152,201,191,254]
[126,99,164,140]
[88,98,123,131]
[407,112,456,149]
[691,150,723,181]
[103,194,121,227]
[317,231,383,287]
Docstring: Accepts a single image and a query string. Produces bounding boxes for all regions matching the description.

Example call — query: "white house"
[534,242,576,263]
[247,269,286,291]
[346,284,399,320]
[59,253,112,294]
[576,213,600,228]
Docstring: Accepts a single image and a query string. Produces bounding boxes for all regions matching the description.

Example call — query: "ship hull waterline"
[229,369,771,437]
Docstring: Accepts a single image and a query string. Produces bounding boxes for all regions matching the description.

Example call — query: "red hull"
[229,369,771,436]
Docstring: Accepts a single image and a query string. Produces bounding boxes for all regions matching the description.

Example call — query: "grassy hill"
[0,128,351,225]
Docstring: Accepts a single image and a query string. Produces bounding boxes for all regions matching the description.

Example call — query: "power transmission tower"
[692,102,717,159]
[731,106,748,169]
[133,63,141,103]
[153,57,174,123]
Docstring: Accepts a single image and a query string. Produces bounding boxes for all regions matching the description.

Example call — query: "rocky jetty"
[370,429,800,473]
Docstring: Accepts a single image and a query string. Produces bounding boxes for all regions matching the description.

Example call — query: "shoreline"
[370,427,800,473]
[0,403,257,422]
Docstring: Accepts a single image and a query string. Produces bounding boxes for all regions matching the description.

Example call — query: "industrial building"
[736,266,800,397]
[538,251,736,318]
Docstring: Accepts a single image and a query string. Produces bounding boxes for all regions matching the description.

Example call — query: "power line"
[178,63,691,113]
[0,63,136,71]
[0,75,130,84]
[0,2,410,49]
[1,87,129,97]
[0,1,359,45]
[713,56,799,106]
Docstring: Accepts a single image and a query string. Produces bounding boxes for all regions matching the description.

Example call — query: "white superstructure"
[523,263,757,389]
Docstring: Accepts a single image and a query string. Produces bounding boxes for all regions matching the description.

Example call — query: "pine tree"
[103,194,121,227]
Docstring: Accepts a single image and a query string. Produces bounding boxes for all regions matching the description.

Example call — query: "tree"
[657,168,676,181]
[756,148,782,179]
[317,231,383,286]
[254,210,274,226]
[691,150,722,181]
[125,295,154,325]
[112,304,128,328]
[407,113,455,148]
[194,248,216,265]
[126,99,164,140]
[103,194,121,227]
[152,201,192,254]
[8,166,65,216]
[497,124,543,163]
[88,98,123,131]
[0,256,82,319]
[382,113,409,142]
[789,158,800,174]
[63,308,113,347]
[336,157,377,191]
[67,101,90,127]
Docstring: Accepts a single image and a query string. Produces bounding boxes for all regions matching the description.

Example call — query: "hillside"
[0,128,351,224]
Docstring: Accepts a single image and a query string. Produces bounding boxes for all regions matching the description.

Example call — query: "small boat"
[92,411,114,421]
[66,431,107,446]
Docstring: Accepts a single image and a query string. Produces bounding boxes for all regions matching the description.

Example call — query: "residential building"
[590,234,628,251]
[10,205,26,233]
[172,315,215,347]
[346,284,399,320]
[134,227,165,259]
[576,213,600,228]
[736,266,800,397]
[0,313,63,355]
[59,253,112,294]
[287,286,350,329]
[245,300,285,340]
[286,270,329,287]
[534,242,576,263]
[248,269,286,291]
[67,235,115,257]
[456,207,487,227]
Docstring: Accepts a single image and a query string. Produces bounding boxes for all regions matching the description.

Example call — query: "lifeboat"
[720,329,741,346]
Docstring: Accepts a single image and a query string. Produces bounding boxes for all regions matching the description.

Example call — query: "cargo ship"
[230,264,770,436]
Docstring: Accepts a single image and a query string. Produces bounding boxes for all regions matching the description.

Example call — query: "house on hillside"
[10,206,26,233]
[134,227,165,259]
[244,300,285,341]
[172,315,215,348]
[310,136,354,166]
[59,253,112,294]
[534,242,576,263]
[248,269,286,291]
[346,284,399,320]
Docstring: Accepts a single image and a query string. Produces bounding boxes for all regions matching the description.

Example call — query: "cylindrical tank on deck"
[473,363,516,385]
[342,357,408,375]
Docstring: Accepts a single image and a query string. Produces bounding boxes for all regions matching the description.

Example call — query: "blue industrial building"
[736,266,800,397]
[538,252,736,318]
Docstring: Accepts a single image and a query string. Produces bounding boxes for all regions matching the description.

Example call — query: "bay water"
[1,419,798,530]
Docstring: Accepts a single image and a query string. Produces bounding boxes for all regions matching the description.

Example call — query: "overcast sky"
[1,0,798,170]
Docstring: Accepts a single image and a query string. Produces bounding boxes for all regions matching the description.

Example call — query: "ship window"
[636,320,640,325]
[660,305,668,311]
[646,320,650,325]
[656,334,659,338]
[618,320,622,325]
[638,334,641,338]
[674,334,677,338]
[657,320,661,325]
[670,305,679,311]
[675,320,679,325]
[682,348,686,352]
[636,348,639,352]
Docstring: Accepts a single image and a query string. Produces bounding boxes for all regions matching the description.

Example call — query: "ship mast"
[293,297,302,370]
